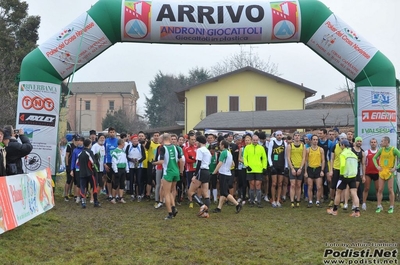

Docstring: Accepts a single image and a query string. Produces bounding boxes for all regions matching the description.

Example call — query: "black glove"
[246,166,252,172]
[263,168,268,175]
[284,168,289,177]
[270,166,277,175]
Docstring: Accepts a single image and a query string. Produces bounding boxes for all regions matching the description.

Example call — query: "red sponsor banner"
[0,168,54,235]
[361,110,396,122]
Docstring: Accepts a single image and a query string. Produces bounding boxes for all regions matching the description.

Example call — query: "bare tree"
[210,46,280,77]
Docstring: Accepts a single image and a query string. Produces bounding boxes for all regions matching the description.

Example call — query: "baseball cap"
[341,140,352,147]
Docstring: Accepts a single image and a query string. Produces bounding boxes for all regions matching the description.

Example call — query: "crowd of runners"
[62,127,400,219]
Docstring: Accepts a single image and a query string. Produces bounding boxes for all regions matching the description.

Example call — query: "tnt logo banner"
[270,1,300,41]
[123,0,152,40]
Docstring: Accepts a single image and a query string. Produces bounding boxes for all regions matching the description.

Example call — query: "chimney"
[321,95,325,99]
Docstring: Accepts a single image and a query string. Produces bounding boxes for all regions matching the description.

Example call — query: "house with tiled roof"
[306,90,355,109]
[176,66,317,132]
[66,81,139,133]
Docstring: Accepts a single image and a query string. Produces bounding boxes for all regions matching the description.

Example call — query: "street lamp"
[79,97,82,134]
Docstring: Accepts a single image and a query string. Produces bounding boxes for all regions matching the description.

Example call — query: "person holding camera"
[3,126,33,175]
[0,128,11,176]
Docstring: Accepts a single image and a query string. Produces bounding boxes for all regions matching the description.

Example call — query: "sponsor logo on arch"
[361,110,396,122]
[22,96,55,111]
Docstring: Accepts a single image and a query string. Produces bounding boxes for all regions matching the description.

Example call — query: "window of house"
[255,96,267,111]
[85,101,90,110]
[229,96,239,111]
[206,96,217,116]
[109,100,115,110]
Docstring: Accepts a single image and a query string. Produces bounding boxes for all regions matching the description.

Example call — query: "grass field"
[0,178,399,265]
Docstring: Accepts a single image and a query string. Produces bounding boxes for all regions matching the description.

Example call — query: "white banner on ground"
[0,168,54,235]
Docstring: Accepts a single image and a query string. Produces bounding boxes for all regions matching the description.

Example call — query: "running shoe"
[263,196,269,202]
[343,204,348,210]
[64,196,69,202]
[110,198,116,204]
[316,202,321,208]
[155,202,163,209]
[375,206,383,213]
[326,208,337,216]
[296,202,300,207]
[236,203,243,213]
[350,212,360,217]
[81,203,86,209]
[120,198,126,204]
[291,203,295,208]
[94,202,101,207]
[307,202,313,208]
[164,215,173,220]
[328,200,334,207]
[339,202,344,208]
[172,208,178,217]
[276,202,282,208]
[271,202,277,208]
[198,205,208,216]
[256,202,263,208]
[212,208,221,213]
[361,203,367,211]
[189,202,194,208]
[388,207,394,214]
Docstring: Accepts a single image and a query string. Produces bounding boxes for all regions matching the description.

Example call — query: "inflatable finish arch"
[19,0,396,174]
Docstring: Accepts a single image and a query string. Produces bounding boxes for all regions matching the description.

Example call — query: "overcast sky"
[25,0,399,115]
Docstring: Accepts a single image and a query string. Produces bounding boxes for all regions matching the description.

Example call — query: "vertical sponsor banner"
[16,82,61,175]
[306,15,378,80]
[38,13,112,79]
[121,0,301,44]
[357,87,397,150]
[0,169,54,235]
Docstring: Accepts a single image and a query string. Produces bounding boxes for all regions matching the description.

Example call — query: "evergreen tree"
[145,67,211,128]
[0,0,40,125]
